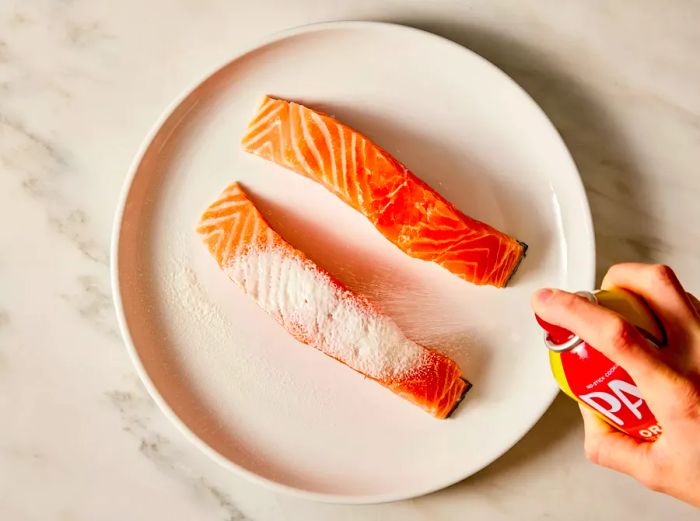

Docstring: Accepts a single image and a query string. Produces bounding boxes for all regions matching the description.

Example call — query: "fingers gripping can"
[537,289,666,441]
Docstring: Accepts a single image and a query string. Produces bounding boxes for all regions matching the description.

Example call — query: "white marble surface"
[0,1,698,519]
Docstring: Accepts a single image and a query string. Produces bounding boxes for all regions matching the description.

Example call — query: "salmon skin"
[241,96,527,288]
[197,182,470,418]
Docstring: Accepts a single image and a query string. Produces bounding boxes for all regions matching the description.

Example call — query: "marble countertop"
[1,1,698,519]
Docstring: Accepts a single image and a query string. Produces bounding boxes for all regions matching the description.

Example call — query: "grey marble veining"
[0,1,698,520]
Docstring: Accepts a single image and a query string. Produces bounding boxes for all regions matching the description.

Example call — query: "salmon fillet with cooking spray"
[241,96,527,288]
[197,182,470,418]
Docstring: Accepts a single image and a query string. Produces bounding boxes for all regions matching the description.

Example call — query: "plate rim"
[110,20,596,504]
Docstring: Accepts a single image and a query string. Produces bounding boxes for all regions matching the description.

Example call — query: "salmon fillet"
[241,96,526,288]
[197,182,470,418]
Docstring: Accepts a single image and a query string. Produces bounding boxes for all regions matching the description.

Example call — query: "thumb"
[580,405,656,484]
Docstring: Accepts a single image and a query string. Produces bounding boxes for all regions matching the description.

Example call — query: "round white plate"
[112,21,594,503]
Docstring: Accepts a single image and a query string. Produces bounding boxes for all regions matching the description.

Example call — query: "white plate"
[112,21,595,503]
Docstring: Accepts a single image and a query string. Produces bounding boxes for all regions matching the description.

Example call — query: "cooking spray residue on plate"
[160,238,332,416]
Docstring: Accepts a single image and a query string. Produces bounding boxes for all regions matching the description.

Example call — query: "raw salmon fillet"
[197,182,470,418]
[241,96,527,288]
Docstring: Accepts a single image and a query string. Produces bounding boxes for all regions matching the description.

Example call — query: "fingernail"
[535,288,555,304]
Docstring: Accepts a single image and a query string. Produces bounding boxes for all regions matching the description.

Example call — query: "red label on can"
[560,345,662,440]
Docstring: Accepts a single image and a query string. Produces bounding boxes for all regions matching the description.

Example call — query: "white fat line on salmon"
[311,112,337,188]
[290,104,315,177]
[300,105,325,174]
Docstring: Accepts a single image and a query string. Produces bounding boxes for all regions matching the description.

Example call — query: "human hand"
[532,263,700,506]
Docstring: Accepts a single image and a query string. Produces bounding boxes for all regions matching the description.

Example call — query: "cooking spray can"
[536,289,666,441]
